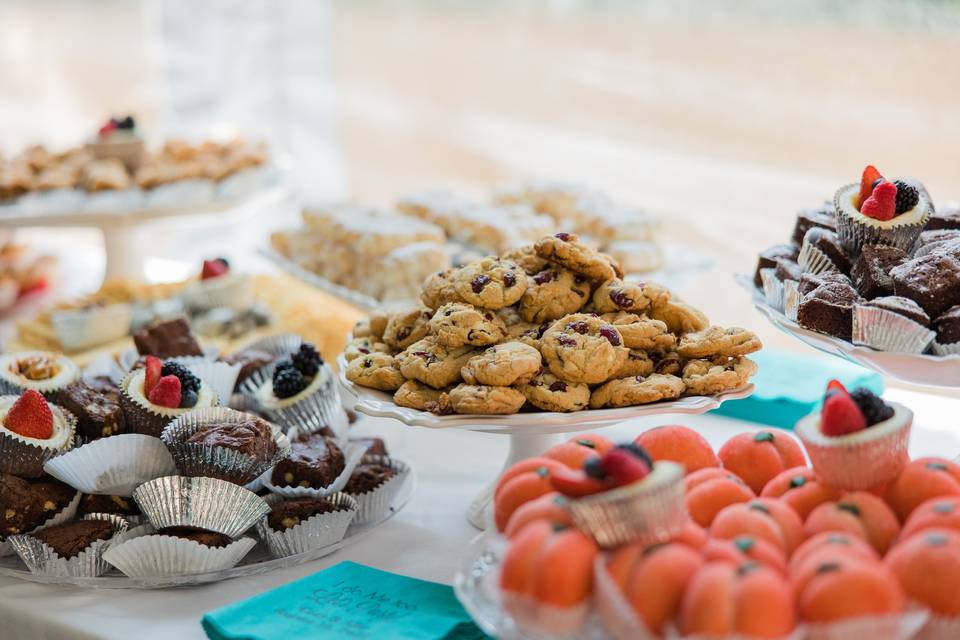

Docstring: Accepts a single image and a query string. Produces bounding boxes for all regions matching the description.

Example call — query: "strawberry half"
[201,258,229,280]
[4,389,54,440]
[826,379,847,393]
[860,181,898,221]
[601,447,651,487]
[551,466,609,497]
[148,375,181,408]
[858,165,883,210]
[821,388,867,437]
[144,356,162,397]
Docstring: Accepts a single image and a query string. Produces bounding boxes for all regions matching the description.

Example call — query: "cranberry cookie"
[612,349,655,378]
[420,268,463,310]
[601,312,677,351]
[344,336,390,362]
[393,380,448,413]
[518,371,590,412]
[534,232,616,281]
[518,268,591,323]
[454,257,528,309]
[460,341,541,386]
[446,383,526,415]
[681,356,758,396]
[396,337,477,389]
[345,352,405,391]
[677,326,763,359]
[591,279,668,314]
[539,313,629,384]
[382,307,433,351]
[502,244,549,276]
[649,299,709,335]
[428,302,507,347]
[589,373,686,409]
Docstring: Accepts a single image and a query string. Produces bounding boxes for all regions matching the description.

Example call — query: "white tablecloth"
[1,388,957,640]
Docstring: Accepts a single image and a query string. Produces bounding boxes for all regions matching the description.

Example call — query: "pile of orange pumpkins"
[492,425,960,639]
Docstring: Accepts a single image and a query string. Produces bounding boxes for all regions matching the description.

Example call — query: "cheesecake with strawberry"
[0,351,79,399]
[795,381,910,491]
[834,165,932,253]
[183,257,254,311]
[120,356,217,437]
[0,390,76,477]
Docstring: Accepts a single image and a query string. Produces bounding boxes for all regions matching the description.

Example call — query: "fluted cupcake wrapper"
[798,241,840,276]
[181,275,255,312]
[568,461,686,549]
[43,433,177,496]
[262,441,367,499]
[760,268,785,312]
[7,513,129,578]
[240,364,341,435]
[120,370,220,438]
[500,591,590,638]
[0,490,81,558]
[592,554,660,640]
[343,455,410,525]
[834,182,930,253]
[241,333,304,358]
[81,353,127,386]
[0,401,77,478]
[255,492,357,558]
[182,361,241,411]
[161,407,290,486]
[852,305,937,354]
[103,530,256,578]
[803,610,927,640]
[133,475,270,538]
[784,279,801,322]
[932,341,960,356]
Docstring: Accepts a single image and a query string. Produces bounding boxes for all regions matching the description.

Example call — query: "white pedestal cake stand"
[337,356,754,529]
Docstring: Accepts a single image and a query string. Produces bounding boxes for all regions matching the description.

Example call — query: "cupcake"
[120,357,218,437]
[834,165,931,253]
[255,493,358,558]
[852,296,936,354]
[182,257,255,311]
[0,473,79,555]
[103,524,256,577]
[795,382,910,490]
[9,514,128,577]
[0,351,79,398]
[0,390,76,477]
[245,342,338,433]
[341,455,409,524]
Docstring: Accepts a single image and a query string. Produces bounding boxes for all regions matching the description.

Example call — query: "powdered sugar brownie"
[460,342,541,386]
[518,268,591,323]
[677,326,763,359]
[393,380,448,413]
[453,257,528,309]
[681,356,757,396]
[396,337,476,389]
[446,383,526,415]
[534,232,616,281]
[382,307,433,351]
[345,353,405,391]
[589,373,685,409]
[539,313,629,384]
[428,303,507,348]
[518,371,590,412]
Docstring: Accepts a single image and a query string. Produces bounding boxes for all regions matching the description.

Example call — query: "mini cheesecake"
[834,180,931,253]
[0,395,76,477]
[121,369,217,437]
[255,365,330,411]
[0,351,79,398]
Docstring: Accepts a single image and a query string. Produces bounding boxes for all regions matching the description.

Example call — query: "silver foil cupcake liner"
[8,513,128,578]
[255,492,357,558]
[834,181,930,253]
[342,455,410,525]
[262,440,367,499]
[240,364,341,435]
[132,475,270,538]
[0,490,81,558]
[103,530,257,577]
[932,340,960,356]
[760,268,785,312]
[161,407,291,486]
[784,279,802,321]
[182,361,241,412]
[568,461,686,548]
[0,399,77,478]
[852,305,936,354]
[798,241,840,275]
[43,433,177,496]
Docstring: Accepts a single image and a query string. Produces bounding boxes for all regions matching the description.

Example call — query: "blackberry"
[584,457,606,480]
[273,366,307,399]
[893,180,919,215]
[161,362,200,393]
[850,388,894,426]
[216,257,230,269]
[179,387,198,409]
[291,343,322,377]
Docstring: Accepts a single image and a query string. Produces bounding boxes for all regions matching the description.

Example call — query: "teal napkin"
[202,562,486,640]
[711,349,884,429]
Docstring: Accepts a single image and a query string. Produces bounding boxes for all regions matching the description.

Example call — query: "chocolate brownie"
[270,433,345,489]
[59,377,126,441]
[185,417,277,460]
[791,206,836,245]
[32,519,114,559]
[222,349,275,387]
[343,463,396,495]
[0,474,76,537]
[935,306,960,345]
[803,228,851,273]
[799,272,852,297]
[754,244,799,288]
[850,244,909,300]
[926,206,960,231]
[78,494,141,518]
[797,280,861,340]
[133,317,203,358]
[891,254,960,319]
[918,230,960,248]
[157,526,231,548]
[266,497,339,531]
[348,437,388,457]
[862,296,931,326]
[774,259,804,283]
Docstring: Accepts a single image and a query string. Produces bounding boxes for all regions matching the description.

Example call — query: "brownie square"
[799,272,852,297]
[804,228,851,273]
[32,519,114,559]
[59,377,126,441]
[918,230,960,248]
[348,437,388,457]
[754,244,799,288]
[267,498,339,531]
[78,494,141,518]
[185,417,277,461]
[343,463,396,495]
[157,526,231,548]
[891,254,960,319]
[797,280,861,340]
[791,206,835,245]
[926,205,960,231]
[0,474,76,537]
[850,244,909,300]
[133,317,203,358]
[935,306,960,345]
[774,259,804,283]
[271,433,345,489]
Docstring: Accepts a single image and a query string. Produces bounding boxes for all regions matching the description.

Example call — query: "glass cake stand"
[337,355,754,529]
[736,274,960,388]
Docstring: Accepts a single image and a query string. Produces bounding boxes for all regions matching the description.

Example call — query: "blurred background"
[1,0,958,364]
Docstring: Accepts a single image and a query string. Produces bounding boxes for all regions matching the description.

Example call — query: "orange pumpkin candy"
[701,536,788,576]
[788,531,879,577]
[794,558,904,623]
[900,495,960,540]
[672,519,710,551]
[760,466,842,520]
[685,467,756,528]
[804,492,901,555]
[494,458,567,532]
[504,492,572,538]
[543,434,615,469]
[884,457,960,523]
[634,424,719,475]
[885,528,960,616]
[718,430,806,495]
[709,498,804,556]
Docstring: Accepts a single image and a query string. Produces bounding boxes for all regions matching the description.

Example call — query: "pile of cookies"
[344,233,761,415]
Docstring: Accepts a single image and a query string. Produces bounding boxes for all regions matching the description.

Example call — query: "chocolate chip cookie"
[540,313,629,384]
[420,268,463,310]
[447,383,526,415]
[393,380,449,413]
[518,268,591,323]
[345,352,405,391]
[454,257,528,309]
[589,373,686,408]
[677,326,763,359]
[344,336,390,362]
[681,356,758,396]
[534,232,616,281]
[382,307,433,351]
[461,341,542,386]
[428,302,507,347]
[396,337,477,389]
[518,371,590,412]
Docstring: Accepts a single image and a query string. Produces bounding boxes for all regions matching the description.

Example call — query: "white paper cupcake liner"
[241,364,341,435]
[43,433,177,496]
[183,361,241,410]
[852,305,937,354]
[241,333,304,358]
[144,178,215,208]
[932,341,960,356]
[82,187,145,213]
[761,268,785,312]
[262,441,367,499]
[52,304,133,352]
[255,492,357,558]
[0,401,77,478]
[160,407,290,485]
[342,455,410,525]
[103,531,256,577]
[592,554,660,640]
[8,513,129,578]
[0,490,81,558]
[182,274,256,311]
[133,475,270,538]
[798,241,840,275]
[835,182,930,253]
[568,461,686,549]
[804,610,928,640]
[81,353,128,386]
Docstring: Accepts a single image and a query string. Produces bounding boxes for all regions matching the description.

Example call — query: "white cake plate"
[736,274,960,388]
[337,355,754,529]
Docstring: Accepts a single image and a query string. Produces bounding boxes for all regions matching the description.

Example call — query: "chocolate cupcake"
[753,244,800,288]
[933,306,960,355]
[58,376,126,442]
[255,492,357,558]
[852,297,936,354]
[78,494,141,519]
[799,228,851,275]
[890,254,960,320]
[156,526,232,547]
[0,391,76,478]
[0,351,79,399]
[849,244,908,299]
[8,514,128,577]
[797,279,862,340]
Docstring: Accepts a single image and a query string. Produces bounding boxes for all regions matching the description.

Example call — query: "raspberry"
[273,366,307,399]
[860,181,898,221]
[600,448,651,487]
[161,362,200,393]
[615,442,654,469]
[893,180,919,215]
[821,388,867,436]
[201,258,229,280]
[4,390,53,439]
[291,343,322,377]
[144,356,162,397]
[148,375,182,408]
[858,165,884,209]
[849,388,894,426]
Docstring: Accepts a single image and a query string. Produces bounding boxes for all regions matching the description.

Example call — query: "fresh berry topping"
[584,457,606,480]
[179,387,198,409]
[849,388,894,426]
[893,180,919,215]
[551,466,609,497]
[148,375,182,408]
[161,362,200,393]
[503,272,516,287]
[201,258,230,280]
[291,342,322,377]
[471,275,491,294]
[118,116,135,130]
[4,390,54,440]
[566,321,589,334]
[609,290,633,309]
[599,326,621,346]
[615,442,655,469]
[548,380,568,392]
[860,181,898,221]
[273,365,307,399]
[826,379,846,393]
[144,356,162,397]
[98,120,118,136]
[533,270,555,285]
[600,448,651,487]
[554,232,572,241]
[821,387,867,437]
[858,165,884,208]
